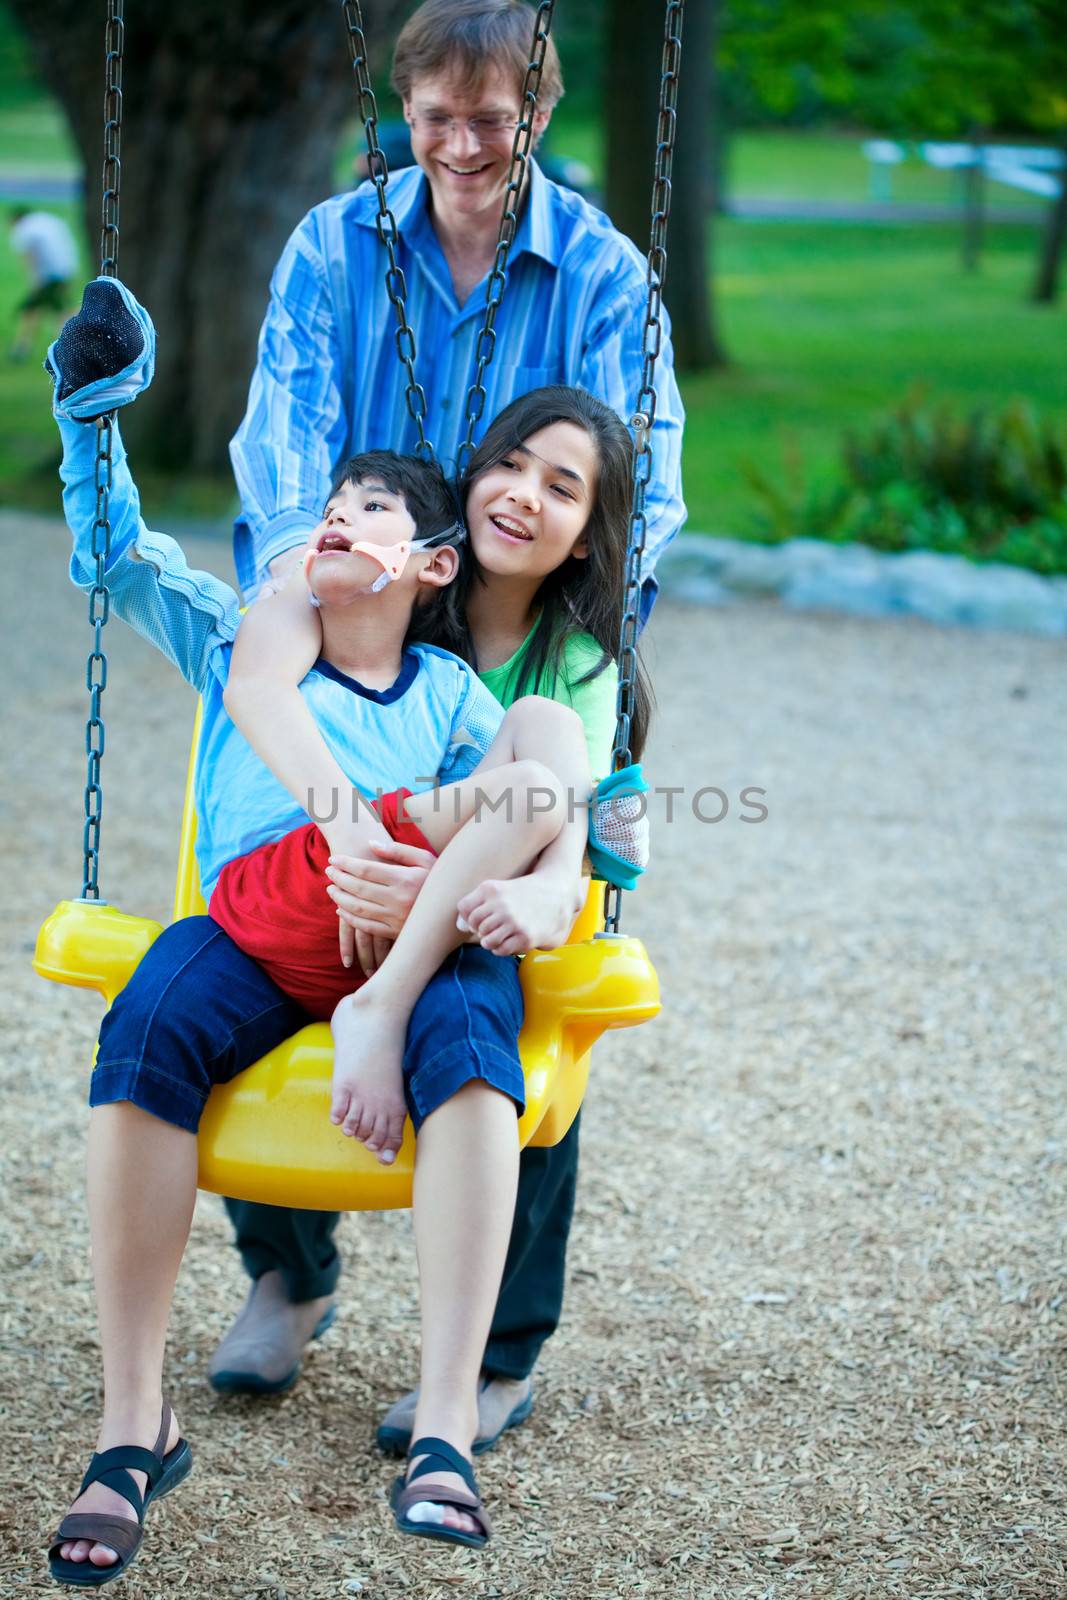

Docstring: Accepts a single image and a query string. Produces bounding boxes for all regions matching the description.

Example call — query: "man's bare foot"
[457,872,584,956]
[330,987,408,1163]
[57,1404,181,1568]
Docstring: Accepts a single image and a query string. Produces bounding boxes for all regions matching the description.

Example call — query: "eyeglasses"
[410,111,521,144]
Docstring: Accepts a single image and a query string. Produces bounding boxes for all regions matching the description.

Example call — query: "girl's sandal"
[390,1435,491,1550]
[47,1402,193,1588]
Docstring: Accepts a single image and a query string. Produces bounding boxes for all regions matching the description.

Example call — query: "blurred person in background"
[7,206,76,361]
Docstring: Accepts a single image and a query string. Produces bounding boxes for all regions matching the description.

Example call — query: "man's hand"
[255,542,310,599]
[326,838,435,944]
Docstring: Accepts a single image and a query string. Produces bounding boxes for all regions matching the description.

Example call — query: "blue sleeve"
[229,210,350,595]
[58,413,240,693]
[439,668,505,785]
[580,265,687,578]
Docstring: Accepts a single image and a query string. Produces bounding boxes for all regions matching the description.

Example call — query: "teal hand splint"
[587,762,650,891]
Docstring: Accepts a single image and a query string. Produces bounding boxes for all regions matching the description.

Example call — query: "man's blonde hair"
[392,0,564,111]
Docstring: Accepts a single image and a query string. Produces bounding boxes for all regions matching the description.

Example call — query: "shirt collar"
[351,158,560,268]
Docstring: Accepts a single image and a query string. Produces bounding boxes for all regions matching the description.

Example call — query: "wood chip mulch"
[1,514,1064,1598]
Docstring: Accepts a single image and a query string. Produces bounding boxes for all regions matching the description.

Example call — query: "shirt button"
[441,397,451,409]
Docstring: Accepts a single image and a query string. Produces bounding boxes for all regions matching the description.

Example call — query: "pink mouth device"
[303,539,413,594]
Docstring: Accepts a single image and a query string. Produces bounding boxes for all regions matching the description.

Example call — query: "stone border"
[656,533,1067,636]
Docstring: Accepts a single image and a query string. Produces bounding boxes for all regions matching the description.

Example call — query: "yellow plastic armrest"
[34,900,164,1009]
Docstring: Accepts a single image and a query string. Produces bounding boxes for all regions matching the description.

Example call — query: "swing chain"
[80,0,124,901]
[456,0,555,478]
[341,0,433,461]
[605,0,684,937]
[100,0,123,276]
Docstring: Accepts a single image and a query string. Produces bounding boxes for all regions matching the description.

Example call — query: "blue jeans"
[91,916,525,1136]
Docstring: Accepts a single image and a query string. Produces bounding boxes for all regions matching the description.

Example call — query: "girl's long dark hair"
[455,385,654,761]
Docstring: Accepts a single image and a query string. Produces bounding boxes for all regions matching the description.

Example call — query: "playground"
[2,511,1064,1598]
[2,0,1066,1592]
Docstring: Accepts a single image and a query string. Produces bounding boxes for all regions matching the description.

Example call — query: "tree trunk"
[8,1,404,472]
[667,0,725,368]
[1032,137,1067,305]
[605,0,725,373]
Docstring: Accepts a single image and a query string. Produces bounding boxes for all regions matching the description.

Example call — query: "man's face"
[403,63,550,225]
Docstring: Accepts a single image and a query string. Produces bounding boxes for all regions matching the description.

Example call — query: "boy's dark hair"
[327,450,475,662]
[328,449,455,542]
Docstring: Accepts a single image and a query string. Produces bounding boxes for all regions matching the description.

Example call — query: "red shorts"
[209,788,436,1020]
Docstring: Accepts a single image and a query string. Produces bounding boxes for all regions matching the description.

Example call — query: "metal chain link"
[341,0,433,460]
[605,0,684,936]
[456,0,555,478]
[80,0,124,901]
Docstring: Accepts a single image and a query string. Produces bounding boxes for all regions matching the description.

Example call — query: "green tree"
[719,0,1065,139]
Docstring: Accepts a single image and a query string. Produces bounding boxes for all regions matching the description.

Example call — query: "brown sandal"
[48,1403,192,1588]
[390,1435,491,1549]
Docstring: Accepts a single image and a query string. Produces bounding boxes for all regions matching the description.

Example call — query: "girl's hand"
[326,839,434,940]
[338,917,393,979]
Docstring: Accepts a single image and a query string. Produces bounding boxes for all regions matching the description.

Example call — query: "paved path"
[2,511,1064,1597]
[0,163,1043,223]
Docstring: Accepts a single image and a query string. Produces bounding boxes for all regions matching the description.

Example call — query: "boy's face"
[305,477,418,603]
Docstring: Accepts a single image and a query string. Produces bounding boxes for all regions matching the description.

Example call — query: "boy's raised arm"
[51,279,241,694]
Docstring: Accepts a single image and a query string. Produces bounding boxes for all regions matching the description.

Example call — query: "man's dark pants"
[226,1115,579,1381]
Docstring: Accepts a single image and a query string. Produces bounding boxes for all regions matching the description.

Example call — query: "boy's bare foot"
[330,988,408,1164]
[57,1404,182,1568]
[457,873,584,956]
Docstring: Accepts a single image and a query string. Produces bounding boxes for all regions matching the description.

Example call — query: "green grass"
[0,99,77,169]
[679,219,1065,535]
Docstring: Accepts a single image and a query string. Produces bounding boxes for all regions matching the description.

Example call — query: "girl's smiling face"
[465,421,599,582]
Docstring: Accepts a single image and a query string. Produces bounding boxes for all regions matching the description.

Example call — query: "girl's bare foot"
[403,1447,484,1537]
[58,1404,182,1568]
[457,872,584,956]
[330,987,409,1164]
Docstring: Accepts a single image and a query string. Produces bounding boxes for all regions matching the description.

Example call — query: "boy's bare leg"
[405,1081,520,1533]
[330,758,563,1164]
[407,696,593,956]
[57,1105,197,1569]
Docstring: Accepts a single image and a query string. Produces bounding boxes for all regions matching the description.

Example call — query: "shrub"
[743,393,1067,576]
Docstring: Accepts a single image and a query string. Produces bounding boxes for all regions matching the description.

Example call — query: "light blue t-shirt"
[58,415,505,898]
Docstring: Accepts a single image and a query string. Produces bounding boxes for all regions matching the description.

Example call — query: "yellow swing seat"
[36,706,660,1211]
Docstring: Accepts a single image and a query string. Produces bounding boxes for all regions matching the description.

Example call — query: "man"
[8,206,77,361]
[217,0,685,1454]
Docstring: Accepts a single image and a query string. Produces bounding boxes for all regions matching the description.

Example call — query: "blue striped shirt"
[230,160,686,604]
